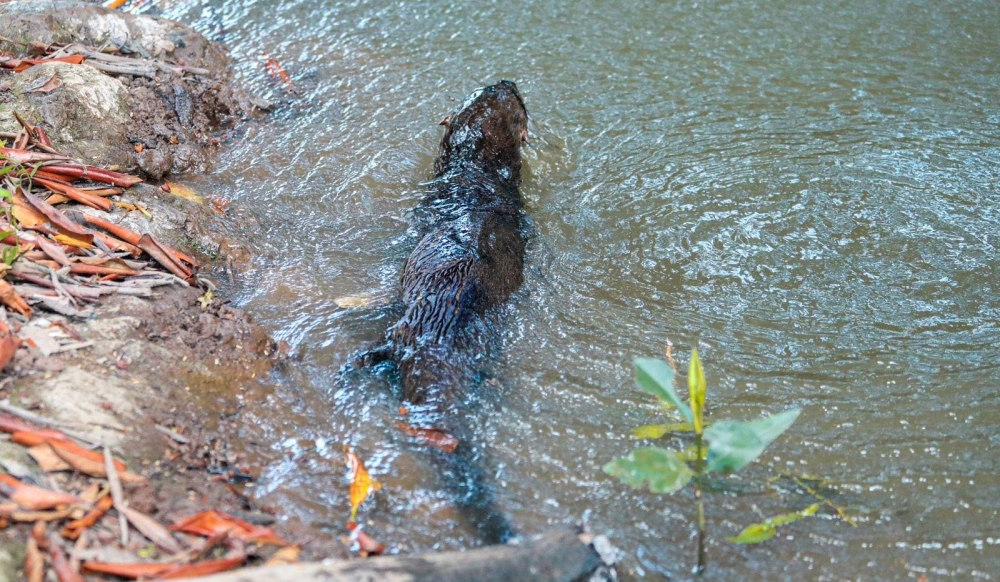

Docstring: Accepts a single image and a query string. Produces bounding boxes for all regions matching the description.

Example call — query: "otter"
[360,81,529,543]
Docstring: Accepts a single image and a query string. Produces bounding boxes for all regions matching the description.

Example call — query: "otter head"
[434,80,528,188]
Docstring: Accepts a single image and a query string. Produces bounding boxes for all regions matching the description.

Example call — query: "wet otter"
[362,81,529,543]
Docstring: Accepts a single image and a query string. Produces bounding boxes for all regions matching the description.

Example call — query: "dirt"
[0,1,265,179]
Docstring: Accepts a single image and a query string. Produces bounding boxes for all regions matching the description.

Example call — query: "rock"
[136,147,173,181]
[0,62,132,169]
[0,535,25,582]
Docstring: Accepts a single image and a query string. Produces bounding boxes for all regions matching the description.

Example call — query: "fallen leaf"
[47,533,84,582]
[81,561,173,579]
[211,199,230,215]
[346,522,385,557]
[170,510,287,546]
[264,545,300,567]
[0,280,31,317]
[120,507,183,554]
[53,233,94,250]
[262,52,298,94]
[12,435,128,473]
[334,294,391,309]
[0,321,16,371]
[395,422,459,454]
[0,474,85,510]
[26,72,62,94]
[157,555,245,579]
[25,538,43,582]
[164,182,204,204]
[60,495,113,540]
[345,449,382,522]
[27,443,71,472]
[50,443,144,482]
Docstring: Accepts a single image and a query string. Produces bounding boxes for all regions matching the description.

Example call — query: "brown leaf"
[0,320,19,372]
[136,234,193,282]
[395,422,459,453]
[25,538,44,582]
[34,177,112,211]
[27,72,61,94]
[27,443,71,472]
[120,506,183,554]
[11,435,128,473]
[48,533,84,582]
[170,510,288,546]
[81,561,174,579]
[50,443,144,482]
[0,473,85,511]
[17,189,93,241]
[0,280,32,317]
[60,494,112,540]
[264,545,300,567]
[157,555,246,579]
[346,522,385,557]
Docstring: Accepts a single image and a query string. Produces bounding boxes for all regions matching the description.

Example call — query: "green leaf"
[603,447,694,494]
[0,188,11,201]
[705,409,801,473]
[728,503,820,544]
[631,423,693,439]
[727,523,776,544]
[634,358,692,424]
[688,347,706,434]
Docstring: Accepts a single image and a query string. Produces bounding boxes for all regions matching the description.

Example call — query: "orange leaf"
[0,280,32,318]
[27,443,71,472]
[53,234,94,250]
[48,534,84,582]
[157,556,245,579]
[25,538,43,582]
[394,422,459,453]
[346,522,385,557]
[264,545,300,567]
[345,449,382,522]
[81,561,173,579]
[60,495,113,540]
[0,474,85,510]
[170,510,287,546]
[0,321,18,371]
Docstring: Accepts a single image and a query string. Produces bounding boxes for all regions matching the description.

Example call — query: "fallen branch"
[184,528,618,582]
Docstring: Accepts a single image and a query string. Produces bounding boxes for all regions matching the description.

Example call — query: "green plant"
[604,347,805,574]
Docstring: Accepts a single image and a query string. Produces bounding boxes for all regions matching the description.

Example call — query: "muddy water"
[154,0,998,579]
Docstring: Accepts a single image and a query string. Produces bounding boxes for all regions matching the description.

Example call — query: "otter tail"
[400,346,515,544]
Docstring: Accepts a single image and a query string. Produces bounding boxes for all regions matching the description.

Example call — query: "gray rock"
[0,62,132,169]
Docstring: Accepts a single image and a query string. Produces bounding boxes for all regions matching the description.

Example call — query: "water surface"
[149,0,998,579]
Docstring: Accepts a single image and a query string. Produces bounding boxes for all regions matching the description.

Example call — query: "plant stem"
[693,431,707,575]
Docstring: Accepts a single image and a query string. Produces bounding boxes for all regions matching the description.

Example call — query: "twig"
[792,476,857,527]
[103,446,128,546]
[154,424,189,444]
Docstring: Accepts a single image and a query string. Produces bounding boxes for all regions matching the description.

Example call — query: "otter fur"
[361,81,529,543]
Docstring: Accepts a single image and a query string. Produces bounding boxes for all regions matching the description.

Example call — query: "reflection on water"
[149,0,999,578]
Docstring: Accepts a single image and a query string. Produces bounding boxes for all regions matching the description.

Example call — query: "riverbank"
[0,2,324,578]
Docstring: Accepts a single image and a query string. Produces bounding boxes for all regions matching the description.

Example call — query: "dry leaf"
[27,72,63,94]
[395,422,459,454]
[53,234,94,250]
[334,294,391,309]
[345,449,382,522]
[27,443,71,472]
[170,510,287,546]
[164,182,204,204]
[0,280,32,317]
[120,506,182,554]
[0,474,85,510]
[60,495,113,540]
[264,545,300,567]
[25,538,44,582]
[81,561,173,579]
[157,556,245,579]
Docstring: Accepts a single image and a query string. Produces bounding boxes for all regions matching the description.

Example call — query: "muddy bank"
[0,1,344,578]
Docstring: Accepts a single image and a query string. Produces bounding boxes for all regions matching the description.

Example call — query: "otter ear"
[520,128,529,144]
[439,115,451,127]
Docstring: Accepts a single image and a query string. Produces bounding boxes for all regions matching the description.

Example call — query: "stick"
[103,446,128,547]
